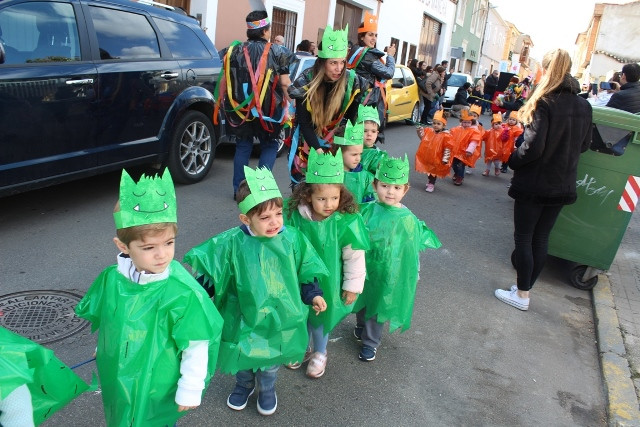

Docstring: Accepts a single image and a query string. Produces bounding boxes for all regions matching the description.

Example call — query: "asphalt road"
[0,120,606,426]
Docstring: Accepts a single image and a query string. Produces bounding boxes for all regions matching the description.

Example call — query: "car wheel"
[405,102,420,125]
[167,110,216,184]
[276,127,289,158]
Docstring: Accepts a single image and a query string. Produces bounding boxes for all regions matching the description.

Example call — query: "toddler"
[482,113,508,176]
[415,110,453,192]
[335,120,376,202]
[449,109,482,185]
[357,104,386,175]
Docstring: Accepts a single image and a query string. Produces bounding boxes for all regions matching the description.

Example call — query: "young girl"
[500,110,524,173]
[358,104,386,175]
[335,120,376,202]
[285,149,369,378]
[353,154,441,361]
[415,110,453,192]
[449,109,482,185]
[482,113,508,176]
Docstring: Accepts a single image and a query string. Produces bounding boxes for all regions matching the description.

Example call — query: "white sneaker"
[425,183,435,193]
[495,288,529,311]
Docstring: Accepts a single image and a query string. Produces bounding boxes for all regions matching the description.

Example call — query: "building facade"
[478,5,508,76]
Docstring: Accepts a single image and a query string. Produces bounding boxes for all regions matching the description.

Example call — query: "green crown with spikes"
[306,148,344,184]
[376,154,410,185]
[357,104,380,125]
[334,120,364,146]
[238,166,282,214]
[114,168,177,229]
[317,25,349,59]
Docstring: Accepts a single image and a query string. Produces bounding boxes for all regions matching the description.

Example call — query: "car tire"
[167,110,216,184]
[276,127,289,158]
[405,102,420,125]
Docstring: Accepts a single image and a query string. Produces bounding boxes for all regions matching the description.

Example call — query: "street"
[0,120,606,426]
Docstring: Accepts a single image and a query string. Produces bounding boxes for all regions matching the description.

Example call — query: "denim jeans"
[513,201,564,291]
[420,97,433,124]
[235,365,279,392]
[452,158,465,178]
[232,136,279,192]
[307,321,328,354]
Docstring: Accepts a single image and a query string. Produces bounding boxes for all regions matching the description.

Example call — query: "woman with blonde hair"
[495,49,592,311]
[288,25,366,184]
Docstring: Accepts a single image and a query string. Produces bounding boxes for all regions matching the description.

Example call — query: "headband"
[247,17,270,29]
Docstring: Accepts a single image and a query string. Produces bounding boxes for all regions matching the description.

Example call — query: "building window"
[271,7,297,51]
[456,0,467,25]
[418,14,441,67]
[334,0,362,45]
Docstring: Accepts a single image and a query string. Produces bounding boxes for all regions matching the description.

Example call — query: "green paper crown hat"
[317,25,349,59]
[334,120,364,146]
[114,168,177,229]
[238,166,282,214]
[306,148,344,184]
[376,154,410,185]
[357,104,380,125]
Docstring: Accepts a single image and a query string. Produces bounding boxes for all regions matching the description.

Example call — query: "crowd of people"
[2,3,639,425]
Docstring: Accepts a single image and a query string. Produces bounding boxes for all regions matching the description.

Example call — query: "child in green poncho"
[285,149,369,379]
[336,120,377,203]
[183,167,328,416]
[75,169,223,427]
[357,104,386,175]
[353,155,441,361]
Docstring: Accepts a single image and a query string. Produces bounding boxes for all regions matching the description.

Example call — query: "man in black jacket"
[606,63,640,113]
[484,70,499,114]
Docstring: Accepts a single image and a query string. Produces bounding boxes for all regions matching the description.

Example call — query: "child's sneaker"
[425,183,435,193]
[494,288,529,311]
[285,347,312,369]
[306,352,327,378]
[353,326,363,341]
[257,388,277,416]
[482,169,489,176]
[227,384,255,410]
[453,176,463,186]
[358,345,377,362]
[495,167,501,176]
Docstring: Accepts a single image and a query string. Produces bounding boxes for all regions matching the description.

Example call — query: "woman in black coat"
[495,49,592,311]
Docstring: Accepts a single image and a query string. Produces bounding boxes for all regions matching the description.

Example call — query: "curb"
[592,274,640,426]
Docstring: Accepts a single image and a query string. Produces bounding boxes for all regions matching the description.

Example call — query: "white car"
[442,72,474,107]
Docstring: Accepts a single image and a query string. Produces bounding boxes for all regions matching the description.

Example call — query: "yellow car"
[386,64,420,125]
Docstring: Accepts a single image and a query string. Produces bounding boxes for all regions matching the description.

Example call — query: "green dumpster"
[547,106,640,290]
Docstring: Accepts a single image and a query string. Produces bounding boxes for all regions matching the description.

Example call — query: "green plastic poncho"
[183,226,329,374]
[353,202,441,332]
[0,326,89,425]
[361,147,385,176]
[75,260,223,427]
[285,207,370,332]
[344,169,376,203]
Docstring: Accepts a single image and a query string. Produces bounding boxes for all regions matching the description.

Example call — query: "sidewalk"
[593,211,640,426]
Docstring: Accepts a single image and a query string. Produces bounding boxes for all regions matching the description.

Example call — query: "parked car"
[0,0,222,197]
[442,72,474,107]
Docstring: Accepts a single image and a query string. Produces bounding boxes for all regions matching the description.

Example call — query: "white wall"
[478,7,508,76]
[191,0,217,43]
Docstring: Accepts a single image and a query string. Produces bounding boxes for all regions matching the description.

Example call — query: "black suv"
[0,0,222,196]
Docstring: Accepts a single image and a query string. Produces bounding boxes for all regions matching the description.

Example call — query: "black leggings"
[420,97,433,124]
[513,201,564,291]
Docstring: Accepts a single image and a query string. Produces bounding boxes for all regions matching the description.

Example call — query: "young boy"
[449,109,482,185]
[335,120,376,202]
[353,155,441,361]
[75,169,223,427]
[482,113,507,176]
[357,104,386,175]
[415,109,453,192]
[183,166,328,416]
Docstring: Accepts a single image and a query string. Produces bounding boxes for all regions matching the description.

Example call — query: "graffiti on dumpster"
[576,173,615,205]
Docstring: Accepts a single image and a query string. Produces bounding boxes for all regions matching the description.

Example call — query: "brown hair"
[287,182,357,218]
[113,201,177,245]
[305,58,349,130]
[373,178,410,191]
[236,179,283,217]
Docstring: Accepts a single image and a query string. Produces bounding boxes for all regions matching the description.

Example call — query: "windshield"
[448,74,469,87]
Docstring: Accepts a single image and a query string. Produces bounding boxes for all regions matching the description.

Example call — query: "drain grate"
[0,290,90,344]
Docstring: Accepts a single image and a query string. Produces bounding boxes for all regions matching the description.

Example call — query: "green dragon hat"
[375,154,410,185]
[306,148,344,184]
[334,120,364,146]
[114,168,177,229]
[317,25,349,59]
[357,104,380,125]
[238,166,282,214]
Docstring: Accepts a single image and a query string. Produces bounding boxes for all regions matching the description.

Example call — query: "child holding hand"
[183,167,328,416]
[482,113,507,176]
[415,110,453,192]
[285,149,370,378]
[353,155,441,361]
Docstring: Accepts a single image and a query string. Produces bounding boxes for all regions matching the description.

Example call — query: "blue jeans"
[307,322,329,354]
[452,158,465,178]
[235,365,279,391]
[232,136,279,192]
[482,93,492,112]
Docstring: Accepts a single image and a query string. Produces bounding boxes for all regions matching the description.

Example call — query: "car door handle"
[66,79,94,85]
[160,72,179,79]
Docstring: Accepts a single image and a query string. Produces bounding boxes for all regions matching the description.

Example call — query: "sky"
[487,0,635,60]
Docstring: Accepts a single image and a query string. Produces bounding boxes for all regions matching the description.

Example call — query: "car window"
[0,2,80,65]
[153,18,211,59]
[448,74,469,87]
[402,68,415,85]
[391,66,404,86]
[89,6,160,60]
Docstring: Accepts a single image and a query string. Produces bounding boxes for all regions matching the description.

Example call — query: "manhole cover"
[0,290,89,344]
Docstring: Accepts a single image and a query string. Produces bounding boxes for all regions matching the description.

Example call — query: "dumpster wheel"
[569,265,599,290]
